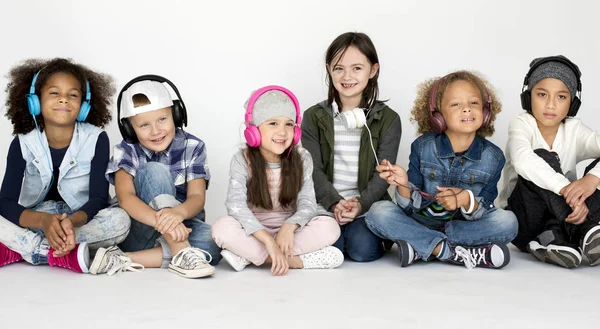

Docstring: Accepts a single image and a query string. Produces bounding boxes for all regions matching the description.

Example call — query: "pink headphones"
[244,85,302,147]
[428,74,492,134]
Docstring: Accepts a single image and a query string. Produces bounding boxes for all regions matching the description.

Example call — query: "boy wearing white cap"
[90,75,219,278]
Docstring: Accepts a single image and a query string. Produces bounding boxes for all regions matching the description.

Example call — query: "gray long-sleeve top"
[224,147,317,235]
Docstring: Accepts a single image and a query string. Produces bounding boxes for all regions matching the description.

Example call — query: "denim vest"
[406,133,505,218]
[18,122,103,209]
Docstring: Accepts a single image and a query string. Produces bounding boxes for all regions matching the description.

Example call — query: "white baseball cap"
[120,81,174,118]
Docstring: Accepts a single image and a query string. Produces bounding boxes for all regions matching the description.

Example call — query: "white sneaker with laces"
[221,249,251,272]
[89,246,144,275]
[299,246,344,269]
[168,247,215,278]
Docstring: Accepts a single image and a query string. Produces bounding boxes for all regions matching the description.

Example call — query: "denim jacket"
[397,132,505,220]
[18,122,103,209]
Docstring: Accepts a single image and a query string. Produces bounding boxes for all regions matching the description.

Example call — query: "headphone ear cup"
[482,107,491,128]
[293,125,302,146]
[27,94,41,116]
[119,118,138,144]
[77,102,91,122]
[353,108,366,128]
[244,125,261,147]
[429,112,446,134]
[520,90,531,112]
[171,100,184,127]
[569,97,581,117]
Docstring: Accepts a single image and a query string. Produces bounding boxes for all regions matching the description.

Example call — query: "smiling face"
[129,107,176,152]
[327,45,379,110]
[40,72,83,128]
[530,78,571,133]
[257,116,295,163]
[439,79,484,136]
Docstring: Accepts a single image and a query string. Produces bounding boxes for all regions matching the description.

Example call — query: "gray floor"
[1,245,598,329]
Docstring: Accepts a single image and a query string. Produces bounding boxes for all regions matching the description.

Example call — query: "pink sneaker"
[0,242,23,267]
[48,242,90,273]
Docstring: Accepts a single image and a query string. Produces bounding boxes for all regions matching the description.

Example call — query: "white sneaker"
[221,250,251,272]
[168,247,215,278]
[89,246,144,275]
[299,246,344,269]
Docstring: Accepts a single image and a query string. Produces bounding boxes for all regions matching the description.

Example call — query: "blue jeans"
[332,216,384,262]
[118,162,221,266]
[366,200,518,260]
[0,201,130,265]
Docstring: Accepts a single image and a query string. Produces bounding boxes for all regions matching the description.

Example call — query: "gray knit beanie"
[245,90,296,126]
[528,55,581,100]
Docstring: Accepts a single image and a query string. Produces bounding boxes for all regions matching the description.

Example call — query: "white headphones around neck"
[332,102,367,129]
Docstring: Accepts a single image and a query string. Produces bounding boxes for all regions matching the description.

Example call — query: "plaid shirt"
[106,129,210,202]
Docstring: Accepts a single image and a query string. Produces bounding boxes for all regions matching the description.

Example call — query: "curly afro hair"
[410,70,502,138]
[4,58,115,135]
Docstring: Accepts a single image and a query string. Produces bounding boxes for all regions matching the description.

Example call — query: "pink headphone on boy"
[244,85,302,147]
[428,74,492,134]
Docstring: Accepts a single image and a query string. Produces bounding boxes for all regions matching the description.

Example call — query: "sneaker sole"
[89,247,108,275]
[528,242,581,268]
[168,264,215,279]
[396,241,413,267]
[221,250,247,272]
[78,242,90,274]
[582,226,600,266]
[490,244,510,269]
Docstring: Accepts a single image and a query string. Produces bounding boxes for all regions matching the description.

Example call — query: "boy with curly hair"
[0,58,130,273]
[366,71,518,269]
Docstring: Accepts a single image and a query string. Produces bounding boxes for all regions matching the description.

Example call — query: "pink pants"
[212,215,341,265]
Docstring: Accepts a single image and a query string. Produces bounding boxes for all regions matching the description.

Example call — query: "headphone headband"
[116,74,186,123]
[245,85,302,127]
[522,56,582,92]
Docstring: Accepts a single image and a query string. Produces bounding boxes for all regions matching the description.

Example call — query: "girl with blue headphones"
[212,86,344,275]
[0,58,130,273]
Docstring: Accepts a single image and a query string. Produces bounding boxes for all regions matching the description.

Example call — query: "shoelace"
[176,248,212,269]
[105,255,144,276]
[453,246,481,269]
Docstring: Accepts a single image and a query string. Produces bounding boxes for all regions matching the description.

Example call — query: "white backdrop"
[1,0,599,223]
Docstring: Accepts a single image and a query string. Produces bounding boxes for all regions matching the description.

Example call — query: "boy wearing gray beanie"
[499,55,600,268]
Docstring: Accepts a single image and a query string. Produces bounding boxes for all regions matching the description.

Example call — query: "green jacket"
[301,100,402,215]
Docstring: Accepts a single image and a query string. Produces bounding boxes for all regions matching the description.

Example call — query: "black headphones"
[117,75,188,143]
[520,56,582,117]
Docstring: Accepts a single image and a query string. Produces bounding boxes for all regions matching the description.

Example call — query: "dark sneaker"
[446,243,510,269]
[527,240,581,269]
[581,225,600,266]
[396,240,419,267]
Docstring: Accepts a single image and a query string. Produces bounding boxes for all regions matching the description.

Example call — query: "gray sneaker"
[168,247,215,278]
[582,225,600,266]
[89,246,144,275]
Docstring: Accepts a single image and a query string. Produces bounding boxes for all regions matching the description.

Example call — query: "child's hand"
[54,215,76,257]
[265,240,289,276]
[340,198,361,220]
[166,223,192,242]
[155,207,187,234]
[377,159,408,187]
[42,213,69,254]
[566,202,589,225]
[275,223,298,258]
[333,200,355,224]
[435,187,467,211]
[561,174,600,207]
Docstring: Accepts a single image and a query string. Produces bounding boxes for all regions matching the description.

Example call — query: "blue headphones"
[26,71,92,122]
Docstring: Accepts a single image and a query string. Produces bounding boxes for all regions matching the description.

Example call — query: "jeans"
[332,216,384,262]
[507,149,600,251]
[118,162,221,267]
[0,201,130,265]
[366,200,518,260]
